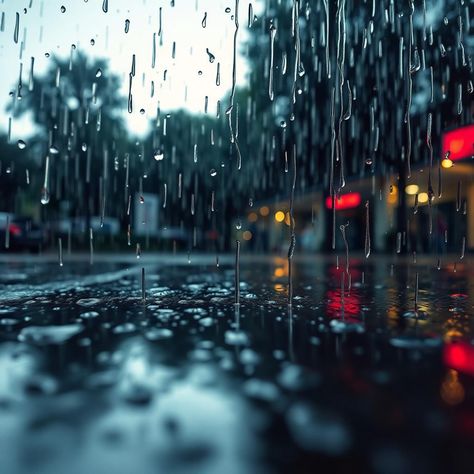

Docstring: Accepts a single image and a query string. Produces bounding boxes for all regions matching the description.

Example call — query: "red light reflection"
[325,192,362,210]
[441,124,474,162]
[444,341,474,376]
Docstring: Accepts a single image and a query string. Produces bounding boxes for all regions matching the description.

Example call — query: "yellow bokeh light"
[387,190,398,204]
[242,230,252,241]
[405,184,419,195]
[284,212,291,226]
[259,206,270,217]
[248,212,258,223]
[274,268,285,278]
[418,192,429,203]
[442,158,453,169]
[274,211,285,222]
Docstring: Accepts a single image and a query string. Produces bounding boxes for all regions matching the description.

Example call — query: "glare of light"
[442,124,474,161]
[284,212,291,226]
[405,184,419,195]
[440,369,465,405]
[418,192,429,203]
[325,192,362,210]
[248,212,258,223]
[274,267,285,278]
[387,186,398,204]
[274,211,285,222]
[442,158,453,169]
[242,230,252,241]
[444,341,474,377]
[259,206,270,217]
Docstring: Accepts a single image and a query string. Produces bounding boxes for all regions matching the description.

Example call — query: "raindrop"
[206,48,215,63]
[17,139,26,149]
[60,5,66,13]
[124,19,130,33]
[154,148,164,161]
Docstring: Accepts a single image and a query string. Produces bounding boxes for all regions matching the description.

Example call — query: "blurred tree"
[8,51,127,241]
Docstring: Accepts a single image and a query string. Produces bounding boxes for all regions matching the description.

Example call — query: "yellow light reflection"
[418,192,429,203]
[248,212,258,223]
[405,184,419,195]
[260,206,270,217]
[242,231,252,241]
[440,370,465,405]
[274,268,285,278]
[274,211,285,222]
[441,158,453,169]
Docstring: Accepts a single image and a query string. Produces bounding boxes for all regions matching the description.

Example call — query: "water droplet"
[154,149,164,161]
[40,187,50,205]
[206,48,215,63]
[210,168,217,177]
[95,68,102,78]
[19,324,84,345]
[60,5,66,13]
[17,139,26,149]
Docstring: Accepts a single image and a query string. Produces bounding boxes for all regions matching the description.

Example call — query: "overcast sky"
[0,0,261,137]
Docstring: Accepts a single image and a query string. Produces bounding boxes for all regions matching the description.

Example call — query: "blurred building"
[244,125,474,254]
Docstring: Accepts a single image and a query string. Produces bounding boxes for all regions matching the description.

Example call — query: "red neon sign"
[442,124,474,162]
[325,192,361,210]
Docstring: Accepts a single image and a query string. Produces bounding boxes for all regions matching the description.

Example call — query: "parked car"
[53,217,121,236]
[0,213,46,252]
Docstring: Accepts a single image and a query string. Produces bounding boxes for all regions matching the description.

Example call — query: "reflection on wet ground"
[0,254,474,474]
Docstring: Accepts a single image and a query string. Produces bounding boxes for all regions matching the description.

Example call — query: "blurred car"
[53,217,121,236]
[0,213,46,251]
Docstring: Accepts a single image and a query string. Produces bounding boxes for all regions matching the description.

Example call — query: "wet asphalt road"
[0,253,474,474]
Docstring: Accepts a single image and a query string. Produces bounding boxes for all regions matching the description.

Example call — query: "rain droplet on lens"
[210,169,217,177]
[154,149,164,161]
[60,5,66,13]
[40,187,50,205]
[17,139,26,149]
[95,68,102,78]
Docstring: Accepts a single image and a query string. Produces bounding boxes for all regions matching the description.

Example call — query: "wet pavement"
[0,253,474,474]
